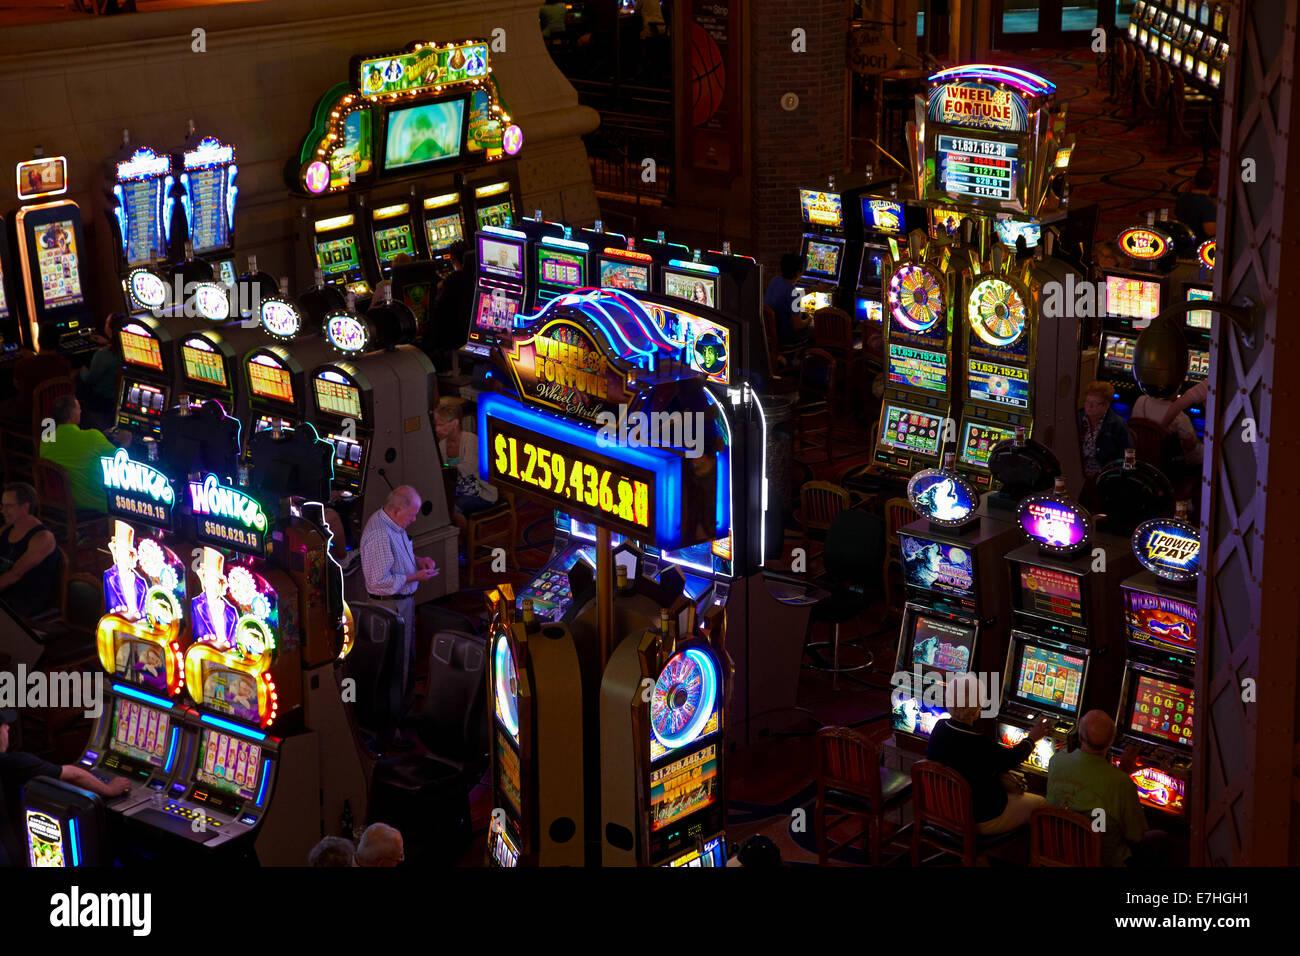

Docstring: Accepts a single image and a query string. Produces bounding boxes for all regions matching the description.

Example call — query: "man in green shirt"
[39,395,131,514]
[1046,710,1151,866]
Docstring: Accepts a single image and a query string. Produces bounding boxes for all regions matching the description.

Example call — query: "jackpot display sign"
[188,475,271,557]
[888,344,948,393]
[967,360,1029,409]
[937,135,1019,203]
[1019,565,1083,622]
[1132,518,1201,581]
[101,450,176,530]
[927,81,1030,132]
[504,319,632,422]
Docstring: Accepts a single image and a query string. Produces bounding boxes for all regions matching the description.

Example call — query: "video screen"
[477,201,514,230]
[121,179,166,267]
[879,405,943,456]
[967,359,1029,409]
[1127,674,1194,747]
[33,219,83,309]
[937,135,1019,203]
[899,533,975,599]
[247,356,294,404]
[959,420,1015,468]
[478,237,524,280]
[1124,589,1197,653]
[803,239,843,279]
[186,164,231,256]
[929,207,964,237]
[664,271,717,308]
[1017,564,1084,622]
[599,258,650,291]
[888,344,948,393]
[857,298,884,323]
[316,235,361,277]
[1105,274,1161,321]
[121,381,166,421]
[1102,333,1136,373]
[200,662,261,725]
[425,213,463,252]
[858,247,886,287]
[1013,642,1085,715]
[1188,350,1210,380]
[109,698,170,768]
[798,189,843,229]
[994,219,1041,249]
[891,693,949,738]
[1186,287,1212,329]
[863,198,905,235]
[120,325,163,371]
[649,743,718,832]
[181,340,228,388]
[313,372,363,420]
[907,615,975,675]
[384,99,465,170]
[475,289,521,332]
[536,248,585,290]
[195,728,262,800]
[374,223,416,263]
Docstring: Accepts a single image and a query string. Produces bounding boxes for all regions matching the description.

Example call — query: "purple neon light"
[928,64,1054,95]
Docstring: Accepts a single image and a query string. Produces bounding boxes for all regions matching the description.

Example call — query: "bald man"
[355,823,404,867]
[360,486,439,706]
[1046,710,1150,866]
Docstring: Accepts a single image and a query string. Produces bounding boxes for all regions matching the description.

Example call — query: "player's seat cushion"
[824,767,911,812]
[918,820,1019,852]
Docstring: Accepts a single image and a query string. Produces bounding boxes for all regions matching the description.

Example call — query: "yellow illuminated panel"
[182,341,227,387]
[248,357,294,404]
[120,327,163,371]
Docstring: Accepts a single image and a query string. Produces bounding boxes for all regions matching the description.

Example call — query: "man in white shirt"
[360,485,438,704]
[1132,392,1202,466]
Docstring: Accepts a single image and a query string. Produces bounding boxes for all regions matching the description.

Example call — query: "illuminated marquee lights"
[127,268,168,311]
[16,156,68,200]
[888,264,944,332]
[189,475,271,555]
[968,276,1028,346]
[325,312,370,353]
[1118,227,1169,261]
[1132,517,1201,582]
[1197,239,1215,269]
[1018,494,1092,554]
[100,449,176,529]
[193,282,231,321]
[259,296,303,340]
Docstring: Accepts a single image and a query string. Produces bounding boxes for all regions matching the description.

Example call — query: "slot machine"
[369,201,419,279]
[641,235,692,293]
[528,234,592,313]
[21,777,107,868]
[311,211,372,297]
[595,244,656,296]
[995,478,1136,781]
[793,186,851,315]
[107,146,175,310]
[178,135,239,286]
[115,314,174,441]
[0,221,21,360]
[889,456,1020,749]
[174,323,265,425]
[13,156,97,355]
[465,225,529,357]
[1098,223,1176,418]
[1111,505,1200,818]
[659,256,723,314]
[419,189,467,274]
[854,194,915,324]
[469,178,519,231]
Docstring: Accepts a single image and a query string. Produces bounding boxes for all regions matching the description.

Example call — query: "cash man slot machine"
[890,456,1019,749]
[996,478,1136,783]
[1111,503,1200,817]
[115,314,174,442]
[485,585,588,867]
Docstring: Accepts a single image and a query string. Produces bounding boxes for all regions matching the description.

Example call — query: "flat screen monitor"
[599,257,650,292]
[1123,588,1197,654]
[1123,671,1194,748]
[475,288,521,332]
[315,235,362,278]
[649,742,718,833]
[478,237,524,281]
[1186,286,1212,329]
[798,189,843,229]
[959,420,1016,468]
[247,354,294,405]
[905,613,975,676]
[879,404,943,457]
[1105,273,1162,322]
[862,197,905,235]
[936,134,1019,203]
[195,727,263,800]
[888,344,948,393]
[802,237,844,281]
[181,337,228,388]
[425,213,464,253]
[109,698,171,768]
[313,369,363,420]
[383,99,466,172]
[1101,333,1136,374]
[374,221,416,264]
[536,246,586,291]
[994,219,1041,249]
[477,201,514,230]
[119,323,164,372]
[31,219,84,309]
[1010,638,1086,717]
[1015,563,1084,624]
[929,207,964,238]
[967,359,1030,409]
[858,245,886,288]
[663,270,718,309]
[856,297,883,323]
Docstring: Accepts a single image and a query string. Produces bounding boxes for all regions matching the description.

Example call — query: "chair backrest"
[1029,806,1102,866]
[816,726,883,804]
[33,459,75,515]
[884,496,919,545]
[762,305,782,368]
[32,377,76,432]
[417,629,488,772]
[798,348,838,405]
[61,572,104,633]
[1126,417,1165,467]
[912,759,976,836]
[799,480,850,531]
[823,508,886,587]
[342,601,405,739]
[812,307,853,351]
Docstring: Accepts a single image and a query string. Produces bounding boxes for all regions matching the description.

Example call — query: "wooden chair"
[911,760,1018,866]
[883,497,919,608]
[815,726,912,865]
[795,348,837,462]
[464,489,517,587]
[1168,68,1219,157]
[1029,806,1102,866]
[796,481,851,560]
[1126,417,1165,468]
[762,304,805,379]
[34,458,108,560]
[812,307,866,409]
[0,375,76,484]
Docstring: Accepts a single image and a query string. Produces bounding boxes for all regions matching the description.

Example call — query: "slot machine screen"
[936,135,1020,203]
[185,163,231,256]
[477,201,514,230]
[863,198,905,235]
[1101,333,1136,374]
[316,235,362,277]
[966,360,1030,409]
[891,693,950,738]
[1187,349,1210,380]
[374,222,416,262]
[198,662,261,726]
[536,248,585,292]
[181,339,228,388]
[108,698,171,768]
[1186,287,1212,329]
[425,213,463,252]
[121,381,167,421]
[669,835,726,867]
[599,257,650,291]
[247,356,294,404]
[475,290,520,332]
[383,99,466,171]
[858,246,886,288]
[313,371,363,420]
[663,270,718,309]
[888,344,948,393]
[195,728,263,800]
[959,420,1016,468]
[1015,564,1084,623]
[1124,588,1197,654]
[1105,274,1161,322]
[1011,640,1085,716]
[1124,673,1195,747]
[856,297,884,323]
[906,614,975,676]
[32,219,84,308]
[929,207,964,237]
[994,219,1041,249]
[478,237,524,281]
[798,189,843,229]
[879,405,943,457]
[649,742,718,832]
[899,532,976,601]
[802,239,843,280]
[120,323,164,371]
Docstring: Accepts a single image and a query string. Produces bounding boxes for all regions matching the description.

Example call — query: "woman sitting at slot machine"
[0,483,59,619]
[433,398,498,531]
[1078,381,1134,480]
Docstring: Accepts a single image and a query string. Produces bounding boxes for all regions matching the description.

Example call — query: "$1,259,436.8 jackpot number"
[491,427,652,532]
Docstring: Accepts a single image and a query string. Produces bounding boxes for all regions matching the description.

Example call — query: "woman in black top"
[0,483,59,618]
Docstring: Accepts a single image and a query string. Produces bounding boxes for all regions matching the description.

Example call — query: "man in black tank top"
[0,483,59,619]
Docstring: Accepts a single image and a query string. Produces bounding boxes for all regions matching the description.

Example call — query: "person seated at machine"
[355,822,404,867]
[0,483,60,619]
[1078,380,1133,480]
[926,673,1053,836]
[433,397,499,529]
[0,708,130,867]
[423,241,475,369]
[1156,380,1208,432]
[1131,390,1203,474]
[372,252,414,305]
[764,253,813,349]
[39,396,131,516]
[1175,166,1218,242]
[77,314,123,431]
[308,835,358,867]
[1046,710,1169,866]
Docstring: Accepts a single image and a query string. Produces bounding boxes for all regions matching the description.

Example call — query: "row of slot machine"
[22,403,368,867]
[890,447,1199,823]
[1129,0,1230,91]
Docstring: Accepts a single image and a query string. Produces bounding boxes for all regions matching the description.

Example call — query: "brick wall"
[749,0,849,273]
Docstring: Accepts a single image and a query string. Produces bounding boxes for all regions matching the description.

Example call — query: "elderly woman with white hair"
[925,672,1054,836]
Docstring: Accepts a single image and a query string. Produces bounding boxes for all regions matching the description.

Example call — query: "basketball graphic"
[690,23,725,127]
